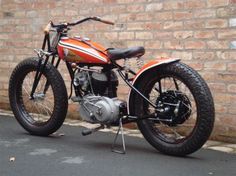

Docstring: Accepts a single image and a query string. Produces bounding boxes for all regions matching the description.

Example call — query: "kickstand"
[111,118,126,154]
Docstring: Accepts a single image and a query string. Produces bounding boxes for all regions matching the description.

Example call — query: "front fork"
[30,32,62,99]
[30,50,60,99]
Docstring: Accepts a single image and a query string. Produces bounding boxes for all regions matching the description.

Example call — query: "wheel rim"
[18,70,55,125]
[143,75,197,144]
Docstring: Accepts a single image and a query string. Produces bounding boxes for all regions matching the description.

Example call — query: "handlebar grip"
[44,22,51,34]
[100,19,115,25]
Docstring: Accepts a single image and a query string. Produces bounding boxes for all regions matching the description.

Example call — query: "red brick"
[207,40,229,49]
[227,62,236,71]
[194,9,216,18]
[127,23,144,31]
[194,31,215,39]
[0,62,10,69]
[163,1,184,10]
[206,19,228,28]
[184,20,205,29]
[215,104,228,114]
[208,0,229,7]
[216,7,232,17]
[127,4,144,12]
[185,62,203,70]
[0,34,9,40]
[144,41,161,49]
[154,32,172,39]
[154,12,172,20]
[218,30,236,39]
[171,51,192,60]
[50,9,64,17]
[93,6,110,14]
[216,51,236,60]
[145,3,163,11]
[173,11,193,20]
[218,72,236,83]
[117,85,129,94]
[227,84,236,93]
[136,13,152,21]
[185,41,206,49]
[200,71,217,82]
[144,22,162,30]
[103,32,118,40]
[65,10,78,16]
[193,51,215,60]
[117,0,135,3]
[163,21,183,30]
[208,83,227,92]
[164,41,183,50]
[129,40,144,47]
[228,107,236,114]
[153,51,170,58]
[110,5,126,14]
[184,1,206,9]
[230,94,236,104]
[213,93,231,104]
[135,32,153,40]
[102,0,117,3]
[174,31,193,39]
[119,32,134,40]
[204,62,226,71]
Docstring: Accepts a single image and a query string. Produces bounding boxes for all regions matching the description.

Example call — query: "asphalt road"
[0,115,236,176]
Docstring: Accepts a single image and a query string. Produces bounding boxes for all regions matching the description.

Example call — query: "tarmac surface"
[0,114,236,176]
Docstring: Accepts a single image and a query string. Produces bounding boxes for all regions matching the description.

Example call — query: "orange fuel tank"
[57,37,109,64]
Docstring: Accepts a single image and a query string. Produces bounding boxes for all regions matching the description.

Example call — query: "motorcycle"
[9,16,215,156]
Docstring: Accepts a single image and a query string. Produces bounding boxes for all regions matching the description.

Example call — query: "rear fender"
[127,57,180,114]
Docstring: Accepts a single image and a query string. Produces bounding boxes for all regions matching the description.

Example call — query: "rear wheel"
[9,57,68,136]
[130,62,214,156]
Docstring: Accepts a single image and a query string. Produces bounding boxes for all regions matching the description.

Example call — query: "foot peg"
[81,125,104,136]
[111,118,126,154]
[71,96,82,102]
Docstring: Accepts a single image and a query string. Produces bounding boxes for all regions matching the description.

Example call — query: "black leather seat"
[107,46,145,61]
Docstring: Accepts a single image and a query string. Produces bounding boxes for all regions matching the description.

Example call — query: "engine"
[79,95,126,124]
[74,69,126,124]
[74,70,118,97]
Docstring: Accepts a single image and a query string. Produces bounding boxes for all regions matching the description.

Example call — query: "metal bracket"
[111,118,126,154]
[34,49,53,58]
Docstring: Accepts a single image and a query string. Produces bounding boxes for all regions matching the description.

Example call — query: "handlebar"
[68,16,115,26]
[44,16,114,34]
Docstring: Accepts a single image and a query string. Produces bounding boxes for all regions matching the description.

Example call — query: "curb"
[1,109,236,154]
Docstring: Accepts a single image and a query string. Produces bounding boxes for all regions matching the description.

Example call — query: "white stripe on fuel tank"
[58,41,107,62]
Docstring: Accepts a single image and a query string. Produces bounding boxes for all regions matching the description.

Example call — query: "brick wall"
[0,0,236,142]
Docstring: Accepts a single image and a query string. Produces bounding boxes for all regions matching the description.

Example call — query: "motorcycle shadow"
[21,127,202,160]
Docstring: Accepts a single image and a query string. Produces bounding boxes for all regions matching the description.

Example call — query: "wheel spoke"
[146,75,197,144]
[20,71,55,123]
[36,102,52,116]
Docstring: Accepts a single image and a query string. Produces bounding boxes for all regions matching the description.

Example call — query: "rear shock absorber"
[136,57,144,69]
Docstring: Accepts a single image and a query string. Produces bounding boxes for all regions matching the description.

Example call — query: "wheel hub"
[156,90,192,126]
[33,92,45,101]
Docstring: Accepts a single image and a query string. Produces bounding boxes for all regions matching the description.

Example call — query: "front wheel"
[130,62,215,156]
[9,57,68,136]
